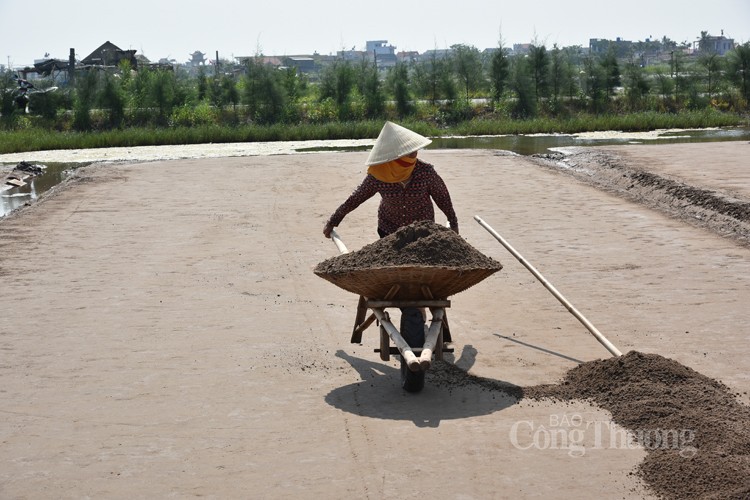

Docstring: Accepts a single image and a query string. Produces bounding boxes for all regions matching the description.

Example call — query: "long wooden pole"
[474,215,622,357]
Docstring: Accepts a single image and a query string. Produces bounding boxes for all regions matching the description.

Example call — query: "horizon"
[2,0,749,68]
[3,29,744,70]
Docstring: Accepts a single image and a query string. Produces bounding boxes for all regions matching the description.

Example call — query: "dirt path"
[1,145,748,498]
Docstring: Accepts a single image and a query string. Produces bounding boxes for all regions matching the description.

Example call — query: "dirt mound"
[524,351,750,499]
[315,220,502,273]
[424,351,750,498]
[530,149,750,246]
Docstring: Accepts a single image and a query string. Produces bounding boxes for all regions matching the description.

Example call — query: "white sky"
[2,0,749,68]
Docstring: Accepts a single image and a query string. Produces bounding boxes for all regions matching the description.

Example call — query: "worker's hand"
[323,222,334,238]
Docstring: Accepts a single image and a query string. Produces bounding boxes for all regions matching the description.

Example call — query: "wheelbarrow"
[316,229,502,392]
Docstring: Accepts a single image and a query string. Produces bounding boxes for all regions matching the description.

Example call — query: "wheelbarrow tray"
[314,264,501,300]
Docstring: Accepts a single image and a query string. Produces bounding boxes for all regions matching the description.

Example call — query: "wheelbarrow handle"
[330,229,349,254]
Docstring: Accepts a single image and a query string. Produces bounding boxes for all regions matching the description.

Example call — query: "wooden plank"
[5,178,26,187]
[383,284,401,299]
[375,346,453,355]
[366,299,450,309]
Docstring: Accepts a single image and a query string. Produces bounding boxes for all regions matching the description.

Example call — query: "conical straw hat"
[364,121,432,166]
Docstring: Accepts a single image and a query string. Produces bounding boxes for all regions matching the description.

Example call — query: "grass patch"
[453,110,745,136]
[0,111,746,155]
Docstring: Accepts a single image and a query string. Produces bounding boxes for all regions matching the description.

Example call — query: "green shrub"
[170,101,218,127]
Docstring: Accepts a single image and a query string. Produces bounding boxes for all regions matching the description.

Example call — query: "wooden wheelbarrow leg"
[379,316,390,362]
[441,313,452,343]
[371,308,421,372]
[351,285,401,343]
[350,296,369,343]
[419,284,450,358]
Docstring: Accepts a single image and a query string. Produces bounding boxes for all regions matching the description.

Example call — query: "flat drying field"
[1,142,748,498]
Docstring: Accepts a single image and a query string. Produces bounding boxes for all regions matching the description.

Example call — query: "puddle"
[430,127,750,155]
[285,127,750,156]
[295,145,371,153]
[1,162,79,216]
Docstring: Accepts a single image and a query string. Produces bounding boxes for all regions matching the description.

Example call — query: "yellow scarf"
[367,156,417,183]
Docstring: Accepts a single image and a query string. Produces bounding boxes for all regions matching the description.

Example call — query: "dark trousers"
[400,307,425,348]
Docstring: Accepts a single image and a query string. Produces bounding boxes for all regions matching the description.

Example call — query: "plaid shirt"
[328,160,458,236]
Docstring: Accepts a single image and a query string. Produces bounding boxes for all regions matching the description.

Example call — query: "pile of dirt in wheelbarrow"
[428,351,750,498]
[525,351,750,499]
[315,220,501,272]
[314,220,502,299]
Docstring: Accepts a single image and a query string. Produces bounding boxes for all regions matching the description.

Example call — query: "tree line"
[2,40,749,132]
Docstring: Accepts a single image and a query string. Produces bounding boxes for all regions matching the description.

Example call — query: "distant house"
[32,58,69,77]
[235,56,287,69]
[512,44,532,56]
[337,48,365,62]
[82,41,137,68]
[397,51,420,64]
[366,40,397,67]
[418,48,453,62]
[589,37,634,57]
[284,57,317,74]
[260,57,285,67]
[696,32,735,55]
[135,54,151,66]
[15,57,72,84]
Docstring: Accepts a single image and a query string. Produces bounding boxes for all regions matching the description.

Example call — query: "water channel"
[2,127,749,218]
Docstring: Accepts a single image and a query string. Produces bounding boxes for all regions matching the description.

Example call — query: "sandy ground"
[1,142,748,499]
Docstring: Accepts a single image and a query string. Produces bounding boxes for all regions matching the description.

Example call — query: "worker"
[323,121,459,350]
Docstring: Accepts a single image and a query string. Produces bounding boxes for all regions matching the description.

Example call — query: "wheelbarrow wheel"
[400,358,425,393]
[399,307,426,392]
[400,308,425,347]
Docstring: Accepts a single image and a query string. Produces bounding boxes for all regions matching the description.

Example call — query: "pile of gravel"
[315,220,501,273]
[427,351,749,498]
[524,351,750,499]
